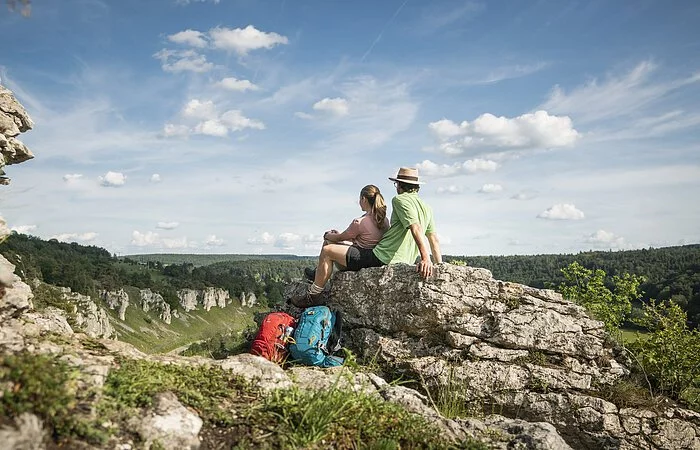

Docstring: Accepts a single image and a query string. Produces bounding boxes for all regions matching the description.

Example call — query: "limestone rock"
[133,392,202,450]
[140,289,171,323]
[326,263,700,449]
[178,289,199,312]
[23,307,74,336]
[69,291,116,339]
[101,289,129,321]
[0,413,46,450]
[241,291,258,307]
[218,353,293,391]
[0,255,33,322]
[201,287,228,311]
[0,85,34,184]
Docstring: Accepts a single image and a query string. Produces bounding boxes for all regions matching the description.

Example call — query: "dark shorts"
[345,245,385,271]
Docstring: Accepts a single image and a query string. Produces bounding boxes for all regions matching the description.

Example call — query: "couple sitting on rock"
[296,167,442,306]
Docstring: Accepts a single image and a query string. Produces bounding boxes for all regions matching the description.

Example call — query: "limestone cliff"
[0,85,34,185]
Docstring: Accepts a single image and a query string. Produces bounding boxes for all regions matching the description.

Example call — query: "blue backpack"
[289,306,344,368]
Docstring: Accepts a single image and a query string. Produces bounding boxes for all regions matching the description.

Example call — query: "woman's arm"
[325,219,361,243]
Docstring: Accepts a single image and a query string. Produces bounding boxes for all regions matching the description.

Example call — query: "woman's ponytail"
[361,185,388,230]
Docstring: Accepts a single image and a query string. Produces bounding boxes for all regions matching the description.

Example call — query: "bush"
[558,262,643,332]
[628,300,700,410]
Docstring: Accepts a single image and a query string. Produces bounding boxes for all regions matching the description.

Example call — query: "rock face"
[59,287,116,340]
[177,288,230,312]
[100,289,129,321]
[321,263,700,450]
[201,287,227,311]
[240,291,257,308]
[0,85,34,185]
[140,288,172,324]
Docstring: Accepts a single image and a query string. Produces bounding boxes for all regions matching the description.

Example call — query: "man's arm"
[409,223,433,278]
[426,232,442,264]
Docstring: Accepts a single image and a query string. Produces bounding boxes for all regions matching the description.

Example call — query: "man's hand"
[417,258,433,279]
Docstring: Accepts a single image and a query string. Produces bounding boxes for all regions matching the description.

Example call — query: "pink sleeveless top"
[341,213,390,249]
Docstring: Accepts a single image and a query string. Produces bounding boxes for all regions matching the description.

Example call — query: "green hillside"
[123,253,315,267]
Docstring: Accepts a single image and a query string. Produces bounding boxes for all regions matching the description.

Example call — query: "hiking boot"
[304,267,316,282]
[289,291,324,308]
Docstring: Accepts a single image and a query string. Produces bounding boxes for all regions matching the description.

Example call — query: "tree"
[558,262,643,332]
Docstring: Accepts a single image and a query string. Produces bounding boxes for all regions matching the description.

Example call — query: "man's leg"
[310,244,350,293]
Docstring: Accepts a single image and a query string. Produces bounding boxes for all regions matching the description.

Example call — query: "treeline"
[0,234,312,308]
[449,244,700,325]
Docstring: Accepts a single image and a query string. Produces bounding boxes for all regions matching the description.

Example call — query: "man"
[296,167,442,306]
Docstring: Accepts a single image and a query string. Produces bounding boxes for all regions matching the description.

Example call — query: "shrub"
[628,300,700,410]
[558,262,643,332]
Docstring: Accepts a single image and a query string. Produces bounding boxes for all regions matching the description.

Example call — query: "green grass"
[2,353,486,448]
[620,327,649,343]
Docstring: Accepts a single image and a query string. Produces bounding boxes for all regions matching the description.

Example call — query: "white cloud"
[162,236,189,249]
[586,230,626,249]
[182,99,218,121]
[537,203,585,220]
[274,232,300,249]
[62,174,83,182]
[52,232,98,243]
[99,171,126,187]
[172,101,264,137]
[11,224,36,234]
[312,97,349,116]
[205,234,225,246]
[153,49,214,73]
[294,111,314,120]
[209,25,288,55]
[131,231,160,246]
[247,232,274,245]
[168,29,208,48]
[220,110,265,131]
[150,174,162,183]
[436,185,462,194]
[156,222,179,230]
[428,110,579,155]
[511,190,537,200]
[479,183,503,193]
[541,60,700,123]
[416,158,499,178]
[194,120,229,137]
[215,77,259,92]
[163,123,190,138]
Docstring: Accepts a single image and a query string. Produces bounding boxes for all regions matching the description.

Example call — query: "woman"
[304,184,389,281]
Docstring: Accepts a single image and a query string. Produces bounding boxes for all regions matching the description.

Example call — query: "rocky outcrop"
[140,288,172,324]
[0,85,34,185]
[201,287,227,311]
[177,287,230,312]
[240,291,257,308]
[100,288,129,321]
[178,289,199,312]
[58,287,116,340]
[316,263,700,450]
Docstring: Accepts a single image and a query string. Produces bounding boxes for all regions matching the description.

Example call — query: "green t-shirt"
[372,192,435,265]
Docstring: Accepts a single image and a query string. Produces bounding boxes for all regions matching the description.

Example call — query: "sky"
[1,0,699,257]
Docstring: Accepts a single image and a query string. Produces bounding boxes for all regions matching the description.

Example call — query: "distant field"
[103,290,265,354]
[122,253,316,267]
[621,328,649,343]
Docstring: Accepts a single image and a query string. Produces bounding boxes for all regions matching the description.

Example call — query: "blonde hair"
[361,185,387,230]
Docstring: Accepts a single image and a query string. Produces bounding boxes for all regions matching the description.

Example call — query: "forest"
[1,233,698,324]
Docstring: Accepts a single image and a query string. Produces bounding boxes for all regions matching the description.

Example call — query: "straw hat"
[388,167,424,185]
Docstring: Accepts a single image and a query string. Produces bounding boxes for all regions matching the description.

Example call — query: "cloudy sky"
[1,0,699,256]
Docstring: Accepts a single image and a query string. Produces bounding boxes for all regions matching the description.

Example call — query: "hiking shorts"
[345,245,385,271]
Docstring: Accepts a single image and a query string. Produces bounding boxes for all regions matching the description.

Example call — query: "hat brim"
[389,177,424,185]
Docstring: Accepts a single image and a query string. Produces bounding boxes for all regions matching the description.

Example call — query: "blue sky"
[1,0,699,256]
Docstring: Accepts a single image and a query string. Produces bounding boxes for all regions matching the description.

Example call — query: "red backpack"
[250,312,297,363]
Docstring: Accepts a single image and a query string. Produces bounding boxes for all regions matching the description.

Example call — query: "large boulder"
[319,263,700,449]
